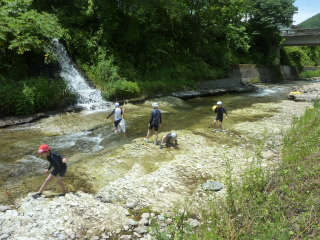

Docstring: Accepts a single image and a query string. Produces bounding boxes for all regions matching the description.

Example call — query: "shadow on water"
[0,82,307,204]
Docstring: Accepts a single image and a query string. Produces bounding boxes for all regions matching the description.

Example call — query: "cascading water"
[52,39,111,110]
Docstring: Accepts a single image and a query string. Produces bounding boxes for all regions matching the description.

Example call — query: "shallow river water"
[0,83,301,204]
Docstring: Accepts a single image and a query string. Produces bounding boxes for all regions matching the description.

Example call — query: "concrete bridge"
[281,28,320,46]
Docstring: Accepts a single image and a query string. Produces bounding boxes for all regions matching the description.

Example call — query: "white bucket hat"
[115,102,120,107]
[171,132,177,139]
[217,101,222,105]
[152,102,159,107]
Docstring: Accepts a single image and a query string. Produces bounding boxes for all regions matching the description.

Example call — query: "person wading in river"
[213,101,228,130]
[105,102,124,134]
[145,102,162,144]
[32,144,68,199]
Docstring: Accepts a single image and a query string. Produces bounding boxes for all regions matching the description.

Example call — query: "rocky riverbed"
[0,83,315,240]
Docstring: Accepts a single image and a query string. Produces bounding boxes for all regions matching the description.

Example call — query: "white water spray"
[53,39,111,110]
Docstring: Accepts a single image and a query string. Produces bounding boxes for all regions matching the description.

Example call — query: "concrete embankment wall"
[229,64,299,84]
[196,64,299,90]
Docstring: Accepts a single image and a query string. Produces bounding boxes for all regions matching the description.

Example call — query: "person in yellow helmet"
[213,101,228,130]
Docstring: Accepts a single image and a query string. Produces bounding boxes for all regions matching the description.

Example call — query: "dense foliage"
[282,46,320,67]
[1,0,298,116]
[0,77,76,116]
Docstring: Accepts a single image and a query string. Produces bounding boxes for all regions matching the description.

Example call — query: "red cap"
[38,144,51,153]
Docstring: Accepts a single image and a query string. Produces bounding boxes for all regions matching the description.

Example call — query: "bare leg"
[219,121,223,129]
[146,129,152,140]
[57,177,66,194]
[154,131,158,143]
[38,174,55,193]
[213,120,217,129]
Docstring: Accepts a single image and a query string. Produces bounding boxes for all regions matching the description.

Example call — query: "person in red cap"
[32,144,68,199]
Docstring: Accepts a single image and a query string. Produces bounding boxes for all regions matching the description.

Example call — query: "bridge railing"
[280,28,320,36]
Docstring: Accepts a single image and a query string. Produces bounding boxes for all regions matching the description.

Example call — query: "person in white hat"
[105,102,124,134]
[145,102,162,144]
[160,132,178,149]
[213,101,228,130]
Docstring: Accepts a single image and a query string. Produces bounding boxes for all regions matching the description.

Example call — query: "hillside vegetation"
[0,0,303,116]
[298,13,320,28]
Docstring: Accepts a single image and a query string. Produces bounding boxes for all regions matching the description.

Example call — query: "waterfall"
[52,39,111,110]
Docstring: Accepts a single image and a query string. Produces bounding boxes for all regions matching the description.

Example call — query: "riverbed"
[0,81,310,205]
[1,81,317,239]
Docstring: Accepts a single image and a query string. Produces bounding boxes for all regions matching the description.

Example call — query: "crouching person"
[160,132,178,149]
[32,144,68,199]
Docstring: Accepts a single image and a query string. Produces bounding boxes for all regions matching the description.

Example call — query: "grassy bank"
[151,102,320,239]
[300,69,320,79]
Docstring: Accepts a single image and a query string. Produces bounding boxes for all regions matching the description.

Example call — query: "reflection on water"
[0,82,306,204]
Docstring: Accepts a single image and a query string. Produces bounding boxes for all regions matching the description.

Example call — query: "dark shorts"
[149,124,159,131]
[51,166,67,177]
[114,119,122,127]
[215,116,223,122]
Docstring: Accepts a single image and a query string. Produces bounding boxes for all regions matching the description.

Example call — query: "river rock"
[134,225,148,234]
[189,219,200,228]
[128,219,138,226]
[0,233,10,240]
[126,198,138,209]
[262,150,275,159]
[0,205,13,212]
[201,181,224,191]
[119,235,132,240]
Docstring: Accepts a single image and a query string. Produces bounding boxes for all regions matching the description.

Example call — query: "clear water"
[0,83,303,204]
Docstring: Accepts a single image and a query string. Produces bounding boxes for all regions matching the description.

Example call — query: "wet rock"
[202,181,224,191]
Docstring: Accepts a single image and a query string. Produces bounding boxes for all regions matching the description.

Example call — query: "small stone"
[134,226,148,234]
[0,233,10,240]
[133,232,142,238]
[0,205,12,212]
[201,181,224,191]
[139,218,149,226]
[119,235,132,240]
[90,236,99,240]
[126,199,138,209]
[141,213,150,219]
[189,219,200,227]
[124,209,131,216]
[128,219,138,226]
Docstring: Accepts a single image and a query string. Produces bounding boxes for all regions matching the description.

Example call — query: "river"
[0,83,301,205]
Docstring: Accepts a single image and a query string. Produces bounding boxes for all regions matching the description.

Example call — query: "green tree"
[0,0,66,76]
[244,0,297,64]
